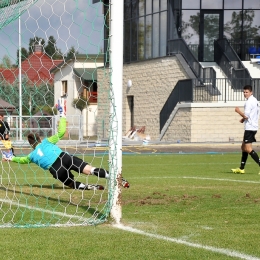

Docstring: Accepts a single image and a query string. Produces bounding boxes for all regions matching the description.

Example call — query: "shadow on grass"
[0,184,108,221]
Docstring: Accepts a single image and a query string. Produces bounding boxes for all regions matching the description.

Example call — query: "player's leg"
[83,166,130,188]
[49,153,104,190]
[67,154,130,188]
[63,172,104,190]
[232,131,260,174]
[232,141,247,174]
[244,131,260,167]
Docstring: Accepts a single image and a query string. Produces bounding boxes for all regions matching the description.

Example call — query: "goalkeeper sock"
[91,168,109,179]
[249,150,260,165]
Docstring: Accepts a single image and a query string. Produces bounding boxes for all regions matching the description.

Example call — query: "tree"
[16,47,29,65]
[224,10,260,40]
[44,36,63,59]
[0,55,12,68]
[72,97,88,114]
[65,46,79,60]
[183,10,260,43]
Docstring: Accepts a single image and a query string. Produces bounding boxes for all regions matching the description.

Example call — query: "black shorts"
[243,130,257,143]
[49,152,88,185]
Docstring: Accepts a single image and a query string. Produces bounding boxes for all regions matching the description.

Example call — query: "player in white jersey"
[232,85,260,174]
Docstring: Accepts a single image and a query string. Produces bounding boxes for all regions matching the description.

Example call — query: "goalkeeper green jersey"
[12,118,66,169]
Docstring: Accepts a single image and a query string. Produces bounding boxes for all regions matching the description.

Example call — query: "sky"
[0,0,104,63]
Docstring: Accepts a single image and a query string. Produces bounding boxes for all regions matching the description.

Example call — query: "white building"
[51,54,104,138]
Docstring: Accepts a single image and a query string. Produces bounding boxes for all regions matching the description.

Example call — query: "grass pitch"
[1,152,260,260]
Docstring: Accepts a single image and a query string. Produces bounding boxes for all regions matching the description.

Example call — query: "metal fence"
[193,78,260,102]
[167,38,216,82]
[7,115,82,141]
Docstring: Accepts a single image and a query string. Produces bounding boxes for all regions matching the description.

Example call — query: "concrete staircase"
[242,61,260,78]
[200,62,244,101]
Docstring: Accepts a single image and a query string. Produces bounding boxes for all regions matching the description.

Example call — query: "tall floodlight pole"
[18,13,22,140]
[110,0,123,224]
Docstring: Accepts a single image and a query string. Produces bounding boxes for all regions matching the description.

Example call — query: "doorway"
[199,10,223,62]
[126,96,134,132]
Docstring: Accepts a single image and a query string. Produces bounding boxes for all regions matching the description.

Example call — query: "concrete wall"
[53,59,103,137]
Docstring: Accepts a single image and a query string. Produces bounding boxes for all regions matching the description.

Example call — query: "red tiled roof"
[0,51,63,85]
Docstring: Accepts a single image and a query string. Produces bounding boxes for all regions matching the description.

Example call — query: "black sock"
[240,152,248,169]
[92,168,109,178]
[249,150,260,166]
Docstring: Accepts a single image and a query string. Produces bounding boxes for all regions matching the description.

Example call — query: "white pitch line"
[129,176,260,184]
[113,224,260,260]
[181,176,260,184]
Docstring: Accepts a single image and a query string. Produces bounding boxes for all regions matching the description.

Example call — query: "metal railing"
[186,39,260,61]
[6,115,83,141]
[214,39,251,89]
[168,38,216,83]
[229,38,260,61]
[160,79,193,131]
[159,78,260,132]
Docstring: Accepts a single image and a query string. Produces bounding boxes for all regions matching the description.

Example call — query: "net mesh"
[0,0,37,30]
[0,0,115,228]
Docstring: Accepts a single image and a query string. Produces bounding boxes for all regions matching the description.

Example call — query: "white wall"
[53,59,103,137]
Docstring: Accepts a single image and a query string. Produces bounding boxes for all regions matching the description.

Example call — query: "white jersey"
[244,95,259,131]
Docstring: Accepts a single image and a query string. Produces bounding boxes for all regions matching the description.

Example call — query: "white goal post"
[109,0,124,224]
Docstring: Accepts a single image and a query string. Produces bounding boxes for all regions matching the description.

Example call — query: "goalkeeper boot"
[122,178,130,188]
[231,168,245,174]
[85,184,105,190]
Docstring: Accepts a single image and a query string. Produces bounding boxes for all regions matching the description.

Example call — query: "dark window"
[138,16,145,60]
[125,0,131,20]
[131,18,138,61]
[124,0,168,63]
[124,20,131,62]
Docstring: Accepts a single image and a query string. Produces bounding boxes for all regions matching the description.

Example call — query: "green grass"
[1,152,260,259]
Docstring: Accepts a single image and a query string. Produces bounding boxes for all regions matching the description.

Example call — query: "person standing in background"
[231,85,260,174]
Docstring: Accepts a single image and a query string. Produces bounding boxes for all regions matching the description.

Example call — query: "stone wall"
[122,56,188,139]
[161,103,260,143]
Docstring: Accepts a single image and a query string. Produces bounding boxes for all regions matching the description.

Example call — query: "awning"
[73,68,97,81]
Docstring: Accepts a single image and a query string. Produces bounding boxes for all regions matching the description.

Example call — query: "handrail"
[214,38,251,89]
[160,79,193,132]
[167,38,216,83]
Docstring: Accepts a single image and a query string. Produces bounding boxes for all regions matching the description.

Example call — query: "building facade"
[51,54,103,137]
[124,0,260,62]
[96,0,260,143]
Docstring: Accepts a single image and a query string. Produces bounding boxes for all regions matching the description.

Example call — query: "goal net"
[0,0,121,227]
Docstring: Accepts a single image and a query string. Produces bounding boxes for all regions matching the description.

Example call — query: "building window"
[124,0,167,63]
[124,0,167,62]
[62,80,67,95]
[201,0,223,9]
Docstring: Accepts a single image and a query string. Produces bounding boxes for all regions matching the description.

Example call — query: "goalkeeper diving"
[2,98,130,190]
